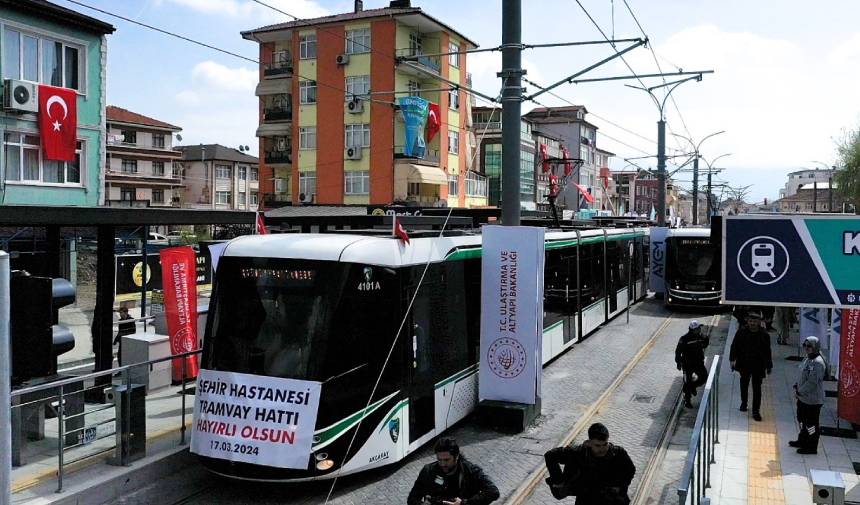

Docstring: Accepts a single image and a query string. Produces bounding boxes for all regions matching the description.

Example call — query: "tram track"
[503,312,678,505]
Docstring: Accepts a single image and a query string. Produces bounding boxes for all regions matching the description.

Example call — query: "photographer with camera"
[407,438,500,505]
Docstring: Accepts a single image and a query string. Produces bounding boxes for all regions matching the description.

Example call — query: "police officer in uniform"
[675,320,709,408]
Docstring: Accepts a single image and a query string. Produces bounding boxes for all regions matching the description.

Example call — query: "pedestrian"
[789,336,826,454]
[407,438,500,505]
[675,320,710,408]
[114,306,135,365]
[543,423,636,504]
[729,310,773,422]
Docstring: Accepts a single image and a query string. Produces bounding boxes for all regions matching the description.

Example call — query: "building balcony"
[106,139,182,154]
[394,146,440,166]
[264,150,292,165]
[263,107,292,122]
[264,60,293,78]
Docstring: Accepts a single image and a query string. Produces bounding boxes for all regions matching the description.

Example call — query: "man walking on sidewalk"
[790,336,826,454]
[730,310,773,422]
[675,320,710,408]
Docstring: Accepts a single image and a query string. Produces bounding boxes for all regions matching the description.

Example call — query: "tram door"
[406,283,435,444]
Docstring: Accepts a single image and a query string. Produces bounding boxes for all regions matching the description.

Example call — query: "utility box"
[111,383,146,465]
[123,333,171,392]
[811,469,845,505]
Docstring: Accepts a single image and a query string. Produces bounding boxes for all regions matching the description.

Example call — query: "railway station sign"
[191,369,322,469]
[479,226,545,405]
[722,215,860,308]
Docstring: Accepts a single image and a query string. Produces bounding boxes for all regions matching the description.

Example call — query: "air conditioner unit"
[298,192,314,204]
[3,79,38,113]
[346,147,363,160]
[336,54,350,65]
[346,98,364,113]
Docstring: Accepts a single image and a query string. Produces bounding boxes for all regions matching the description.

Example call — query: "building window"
[251,192,258,205]
[299,172,316,199]
[2,29,83,91]
[408,182,420,196]
[274,136,290,152]
[466,171,488,197]
[152,161,164,176]
[409,32,422,56]
[216,164,231,179]
[449,88,459,109]
[172,162,182,177]
[344,171,370,194]
[408,80,421,96]
[345,124,370,148]
[121,159,138,174]
[299,33,317,59]
[122,130,136,144]
[238,166,247,180]
[299,80,317,104]
[250,168,259,181]
[345,28,371,54]
[345,75,370,101]
[153,134,165,148]
[448,174,459,196]
[3,133,83,184]
[120,188,134,201]
[448,130,459,154]
[299,127,316,149]
[448,42,460,67]
[274,178,287,193]
[238,192,246,206]
[215,191,232,204]
[152,189,164,203]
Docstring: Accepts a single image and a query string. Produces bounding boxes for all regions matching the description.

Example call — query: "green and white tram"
[199,226,649,481]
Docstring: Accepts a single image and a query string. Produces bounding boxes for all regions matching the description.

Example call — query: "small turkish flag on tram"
[393,215,410,244]
[38,85,77,161]
[256,211,268,235]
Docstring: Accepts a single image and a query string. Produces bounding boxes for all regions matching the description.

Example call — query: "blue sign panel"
[722,215,860,308]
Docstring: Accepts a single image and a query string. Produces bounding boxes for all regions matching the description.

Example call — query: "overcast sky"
[70,0,860,203]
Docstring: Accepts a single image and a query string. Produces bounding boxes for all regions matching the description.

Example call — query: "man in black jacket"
[407,438,500,505]
[729,310,773,422]
[544,423,636,504]
[676,320,710,408]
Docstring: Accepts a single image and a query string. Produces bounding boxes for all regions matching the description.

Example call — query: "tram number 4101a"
[210,440,260,455]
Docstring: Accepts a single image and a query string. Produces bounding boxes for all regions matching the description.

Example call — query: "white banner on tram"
[479,225,545,405]
[191,369,322,469]
[649,227,669,295]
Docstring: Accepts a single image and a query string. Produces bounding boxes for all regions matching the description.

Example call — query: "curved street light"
[670,131,726,224]
[702,153,732,221]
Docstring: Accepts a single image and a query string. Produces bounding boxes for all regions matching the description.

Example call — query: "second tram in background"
[664,226,721,307]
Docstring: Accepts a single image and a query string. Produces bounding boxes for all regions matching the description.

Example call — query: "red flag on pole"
[562,147,572,176]
[838,309,860,424]
[573,183,594,203]
[159,246,200,382]
[539,143,550,173]
[256,211,268,235]
[38,85,77,161]
[426,103,441,142]
[393,215,410,244]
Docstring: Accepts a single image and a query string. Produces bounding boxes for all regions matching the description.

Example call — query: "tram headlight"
[316,459,334,471]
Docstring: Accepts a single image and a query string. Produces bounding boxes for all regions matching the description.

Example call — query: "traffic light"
[9,270,76,384]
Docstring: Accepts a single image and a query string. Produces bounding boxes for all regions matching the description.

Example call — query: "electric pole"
[500,0,523,226]
[672,131,724,225]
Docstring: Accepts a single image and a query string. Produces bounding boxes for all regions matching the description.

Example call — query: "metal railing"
[10,349,201,493]
[677,355,721,505]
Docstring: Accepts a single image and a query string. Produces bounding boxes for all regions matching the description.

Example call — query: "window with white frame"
[408,80,421,96]
[2,28,84,91]
[274,178,287,193]
[448,130,459,154]
[250,168,258,181]
[153,134,165,148]
[299,172,316,198]
[466,171,488,197]
[152,161,164,176]
[344,171,369,194]
[238,192,246,206]
[152,189,164,203]
[121,159,137,174]
[409,32,422,56]
[251,192,258,205]
[345,75,370,101]
[448,88,459,109]
[275,136,289,152]
[3,133,83,184]
[345,124,370,148]
[345,28,371,54]
[215,164,231,179]
[448,174,459,196]
[299,127,316,149]
[215,191,232,204]
[448,42,460,67]
[299,80,317,104]
[299,33,317,59]
[238,166,247,179]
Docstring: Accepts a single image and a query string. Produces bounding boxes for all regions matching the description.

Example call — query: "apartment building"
[472,106,538,209]
[0,0,114,206]
[779,167,836,198]
[104,106,183,207]
[176,144,259,211]
[242,0,480,207]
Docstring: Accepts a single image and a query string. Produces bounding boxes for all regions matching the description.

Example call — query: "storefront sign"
[115,250,211,296]
[191,369,322,469]
[479,225,545,405]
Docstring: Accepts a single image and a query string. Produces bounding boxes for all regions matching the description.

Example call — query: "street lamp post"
[702,153,731,223]
[671,131,725,225]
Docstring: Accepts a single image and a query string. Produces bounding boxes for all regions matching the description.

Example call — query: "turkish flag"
[426,102,440,143]
[38,85,77,161]
[393,215,410,244]
[562,147,572,176]
[256,212,268,235]
[574,183,594,203]
[540,143,550,173]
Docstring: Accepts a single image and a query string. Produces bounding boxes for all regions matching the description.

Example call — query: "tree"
[835,126,860,212]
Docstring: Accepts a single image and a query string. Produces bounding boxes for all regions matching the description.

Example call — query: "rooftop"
[107,106,182,131]
[2,0,115,35]
[177,144,259,164]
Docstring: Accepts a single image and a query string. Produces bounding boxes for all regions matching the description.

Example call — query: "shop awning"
[255,122,291,137]
[398,164,446,185]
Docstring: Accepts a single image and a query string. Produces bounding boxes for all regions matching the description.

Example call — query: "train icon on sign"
[737,236,790,286]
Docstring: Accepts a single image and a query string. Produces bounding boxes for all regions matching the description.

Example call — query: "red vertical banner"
[160,246,200,382]
[838,309,860,424]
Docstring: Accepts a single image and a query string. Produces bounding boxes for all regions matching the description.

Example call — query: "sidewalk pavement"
[709,318,860,505]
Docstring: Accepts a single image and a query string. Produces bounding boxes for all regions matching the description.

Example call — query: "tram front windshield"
[667,237,715,282]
